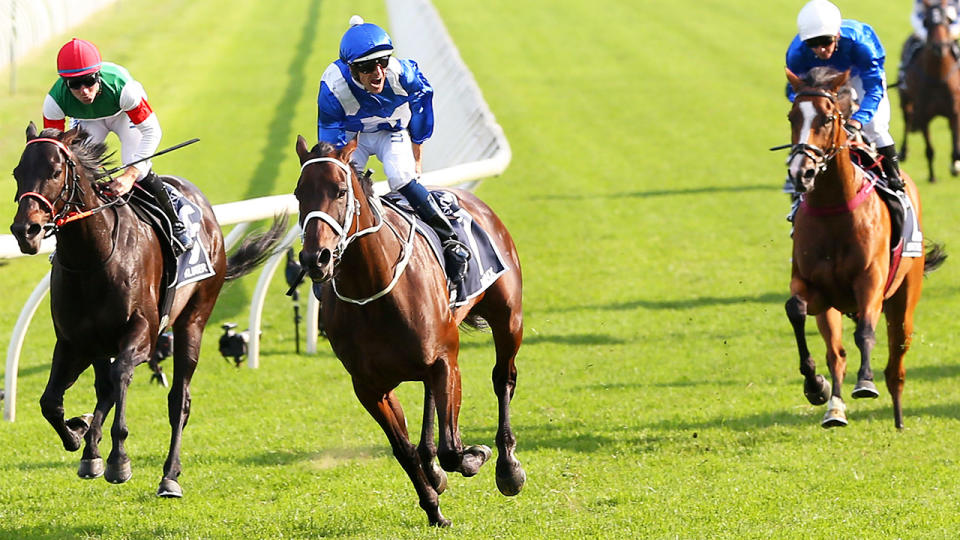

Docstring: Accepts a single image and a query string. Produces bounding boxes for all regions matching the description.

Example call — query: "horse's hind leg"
[417,386,447,494]
[816,309,848,428]
[428,353,492,478]
[157,315,206,498]
[474,277,526,496]
[39,341,93,453]
[950,113,960,176]
[355,383,450,527]
[883,266,924,430]
[785,295,830,405]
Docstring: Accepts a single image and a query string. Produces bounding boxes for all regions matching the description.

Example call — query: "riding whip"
[95,138,200,178]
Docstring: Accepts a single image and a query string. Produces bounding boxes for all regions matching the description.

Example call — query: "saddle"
[127,180,215,331]
[381,190,510,306]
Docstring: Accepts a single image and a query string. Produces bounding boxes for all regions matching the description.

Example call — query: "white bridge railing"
[2,0,510,421]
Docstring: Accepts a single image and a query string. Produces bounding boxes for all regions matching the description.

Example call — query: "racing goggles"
[352,56,389,74]
[65,73,99,90]
[804,35,836,49]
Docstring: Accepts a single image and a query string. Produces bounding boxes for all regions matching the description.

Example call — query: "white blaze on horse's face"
[788,101,822,192]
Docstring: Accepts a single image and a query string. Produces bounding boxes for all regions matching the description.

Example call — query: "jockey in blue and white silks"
[316,16,469,289]
[785,0,904,192]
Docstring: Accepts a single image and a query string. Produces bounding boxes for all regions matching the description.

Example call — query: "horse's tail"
[923,240,948,276]
[224,214,288,281]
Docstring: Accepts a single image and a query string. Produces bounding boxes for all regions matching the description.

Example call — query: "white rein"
[298,157,416,305]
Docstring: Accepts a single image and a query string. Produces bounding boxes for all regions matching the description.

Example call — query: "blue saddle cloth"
[382,190,510,306]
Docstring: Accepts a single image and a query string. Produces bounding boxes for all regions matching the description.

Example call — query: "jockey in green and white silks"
[43,38,193,253]
[317,16,469,289]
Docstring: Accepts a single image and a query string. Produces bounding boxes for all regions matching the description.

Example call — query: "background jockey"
[43,38,193,253]
[316,16,470,288]
[785,0,905,192]
[899,0,960,84]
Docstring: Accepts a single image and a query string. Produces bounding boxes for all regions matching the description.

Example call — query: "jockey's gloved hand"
[843,121,862,141]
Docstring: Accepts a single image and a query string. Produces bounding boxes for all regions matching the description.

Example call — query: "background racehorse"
[10,123,285,497]
[784,67,946,429]
[293,137,525,527]
[898,0,960,183]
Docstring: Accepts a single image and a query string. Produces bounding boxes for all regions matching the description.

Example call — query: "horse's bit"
[298,157,416,305]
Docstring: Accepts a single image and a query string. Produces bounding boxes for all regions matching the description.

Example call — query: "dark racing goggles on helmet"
[352,56,389,74]
[804,35,836,49]
[65,73,99,90]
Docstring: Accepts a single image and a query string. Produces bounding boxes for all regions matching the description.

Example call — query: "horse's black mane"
[39,127,114,176]
[311,141,374,199]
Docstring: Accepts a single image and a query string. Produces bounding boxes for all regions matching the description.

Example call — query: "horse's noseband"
[18,138,83,236]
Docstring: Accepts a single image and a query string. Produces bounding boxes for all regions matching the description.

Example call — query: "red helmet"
[57,38,102,77]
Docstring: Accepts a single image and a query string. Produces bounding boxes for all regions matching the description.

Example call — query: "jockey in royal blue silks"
[785,0,904,192]
[316,15,470,289]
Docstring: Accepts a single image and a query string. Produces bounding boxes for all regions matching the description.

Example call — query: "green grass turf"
[2,0,960,538]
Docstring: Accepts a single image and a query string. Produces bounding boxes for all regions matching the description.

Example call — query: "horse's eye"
[337,188,347,199]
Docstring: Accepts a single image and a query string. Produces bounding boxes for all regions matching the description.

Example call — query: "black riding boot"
[139,171,194,254]
[399,180,470,287]
[877,145,905,192]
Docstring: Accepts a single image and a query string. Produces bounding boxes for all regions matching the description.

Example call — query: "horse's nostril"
[27,223,42,237]
[318,249,331,266]
[803,168,816,179]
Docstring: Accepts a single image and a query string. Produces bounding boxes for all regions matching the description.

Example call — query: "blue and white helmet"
[339,16,394,64]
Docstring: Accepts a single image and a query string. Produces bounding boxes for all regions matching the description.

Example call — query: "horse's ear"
[339,138,357,164]
[61,127,81,146]
[296,135,311,163]
[785,67,805,91]
[831,70,851,91]
[25,122,38,141]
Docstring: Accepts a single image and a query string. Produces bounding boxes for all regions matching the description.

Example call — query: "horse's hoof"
[821,396,848,428]
[429,515,452,528]
[459,445,492,477]
[852,380,880,399]
[496,461,526,496]
[426,460,447,495]
[157,478,183,498]
[78,458,104,479]
[804,375,831,406]
[952,160,960,176]
[104,459,132,484]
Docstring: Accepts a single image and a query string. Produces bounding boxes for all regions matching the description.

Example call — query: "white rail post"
[4,272,51,422]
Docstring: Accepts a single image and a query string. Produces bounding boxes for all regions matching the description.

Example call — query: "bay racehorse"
[294,137,525,526]
[10,123,286,497]
[898,0,960,183]
[784,67,946,429]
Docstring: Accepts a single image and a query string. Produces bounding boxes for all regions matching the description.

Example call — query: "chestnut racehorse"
[293,137,525,526]
[898,0,960,182]
[10,123,285,497]
[784,68,946,429]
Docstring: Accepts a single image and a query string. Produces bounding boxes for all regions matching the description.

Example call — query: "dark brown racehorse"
[899,0,960,183]
[10,123,285,497]
[293,137,525,526]
[784,68,946,429]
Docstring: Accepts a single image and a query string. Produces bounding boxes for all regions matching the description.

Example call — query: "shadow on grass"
[231,445,389,467]
[540,291,787,314]
[0,524,106,540]
[527,184,779,201]
[905,362,960,381]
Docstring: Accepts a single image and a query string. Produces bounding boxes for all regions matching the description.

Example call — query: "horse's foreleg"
[77,360,117,479]
[157,322,202,498]
[816,309,848,428]
[900,98,913,162]
[417,386,447,495]
[922,122,937,183]
[785,295,829,405]
[950,113,960,176]
[883,265,924,430]
[39,341,92,453]
[429,356,491,478]
[355,382,449,527]
[104,318,152,484]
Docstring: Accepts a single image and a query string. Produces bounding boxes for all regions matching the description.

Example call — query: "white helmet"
[797,0,842,42]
